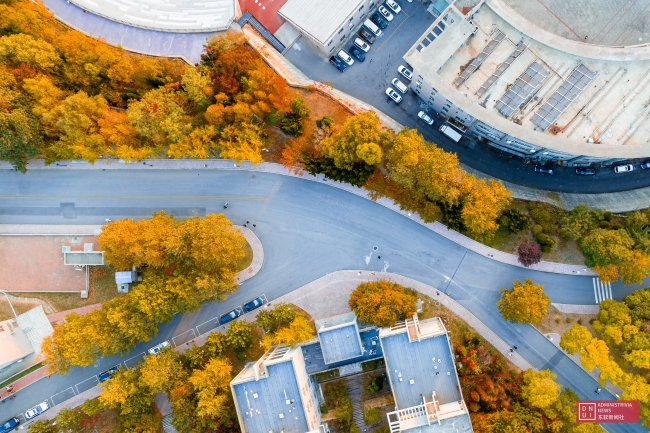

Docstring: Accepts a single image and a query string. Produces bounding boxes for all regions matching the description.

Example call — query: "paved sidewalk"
[0,365,49,401]
[47,304,102,323]
[0,225,100,235]
[24,386,102,425]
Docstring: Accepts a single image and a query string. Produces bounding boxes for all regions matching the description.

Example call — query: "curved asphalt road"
[0,169,646,432]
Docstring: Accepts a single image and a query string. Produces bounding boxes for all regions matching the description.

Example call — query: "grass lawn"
[0,297,43,321]
[236,240,254,272]
[0,362,44,389]
[535,304,597,337]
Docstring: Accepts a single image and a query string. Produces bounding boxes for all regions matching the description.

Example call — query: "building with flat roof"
[230,345,324,433]
[278,0,379,55]
[63,0,235,33]
[0,306,54,371]
[315,312,364,365]
[379,314,473,433]
[403,0,650,166]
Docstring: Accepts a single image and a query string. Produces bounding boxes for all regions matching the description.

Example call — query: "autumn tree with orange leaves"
[349,280,417,327]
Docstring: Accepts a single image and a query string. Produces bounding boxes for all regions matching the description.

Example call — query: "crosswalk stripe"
[592,278,613,304]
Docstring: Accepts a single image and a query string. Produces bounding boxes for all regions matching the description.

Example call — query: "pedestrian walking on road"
[596,388,601,394]
[378,256,381,259]
[253,224,256,227]
[513,346,517,350]
[224,202,228,209]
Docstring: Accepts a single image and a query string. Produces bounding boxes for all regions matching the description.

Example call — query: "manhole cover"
[373,246,378,250]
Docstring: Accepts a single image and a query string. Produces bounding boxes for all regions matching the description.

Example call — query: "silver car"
[614,164,633,173]
[418,111,434,125]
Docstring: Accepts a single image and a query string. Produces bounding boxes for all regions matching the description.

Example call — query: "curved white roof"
[68,0,235,33]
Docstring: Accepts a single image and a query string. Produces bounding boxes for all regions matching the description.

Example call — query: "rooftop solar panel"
[453,30,505,87]
[532,64,596,130]
[495,60,549,117]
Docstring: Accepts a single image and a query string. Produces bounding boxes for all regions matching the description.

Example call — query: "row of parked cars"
[534,161,650,176]
[330,0,404,72]
[0,294,270,432]
[1,400,50,433]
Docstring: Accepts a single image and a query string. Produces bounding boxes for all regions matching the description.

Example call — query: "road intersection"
[0,169,646,431]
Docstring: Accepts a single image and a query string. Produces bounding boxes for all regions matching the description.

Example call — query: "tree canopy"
[497,279,550,324]
[42,212,247,373]
[348,280,417,327]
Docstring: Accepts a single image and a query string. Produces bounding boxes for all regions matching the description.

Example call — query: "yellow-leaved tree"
[497,279,550,324]
[349,280,417,327]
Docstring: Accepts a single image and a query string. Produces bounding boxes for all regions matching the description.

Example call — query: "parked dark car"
[243,296,265,313]
[329,56,346,72]
[349,46,365,62]
[220,308,242,325]
[359,27,376,44]
[534,166,553,175]
[371,13,388,29]
[0,418,19,433]
[575,167,596,176]
[641,161,650,169]
[98,365,120,382]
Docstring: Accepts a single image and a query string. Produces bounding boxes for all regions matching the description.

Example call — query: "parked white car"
[397,65,413,81]
[378,5,394,21]
[148,340,170,355]
[418,111,434,125]
[385,0,402,14]
[354,38,370,52]
[386,88,402,103]
[614,164,634,173]
[25,402,49,420]
[337,50,355,66]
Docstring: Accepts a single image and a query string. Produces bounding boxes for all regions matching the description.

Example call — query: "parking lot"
[282,0,650,192]
[285,0,437,135]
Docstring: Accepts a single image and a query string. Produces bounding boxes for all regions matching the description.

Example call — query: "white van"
[364,19,383,37]
[439,124,462,142]
[391,78,408,94]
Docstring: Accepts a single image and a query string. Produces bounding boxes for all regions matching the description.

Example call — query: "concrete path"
[272,270,534,370]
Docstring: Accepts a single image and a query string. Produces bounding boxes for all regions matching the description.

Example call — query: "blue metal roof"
[304,329,382,374]
[232,360,309,433]
[381,331,461,409]
[318,323,363,364]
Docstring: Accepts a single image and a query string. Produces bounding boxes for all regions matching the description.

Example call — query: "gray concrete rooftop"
[381,330,461,409]
[404,1,650,158]
[503,0,650,47]
[232,360,310,433]
[278,0,364,45]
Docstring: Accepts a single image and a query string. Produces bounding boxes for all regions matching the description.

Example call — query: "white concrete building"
[230,345,324,433]
[402,0,650,166]
[279,0,379,55]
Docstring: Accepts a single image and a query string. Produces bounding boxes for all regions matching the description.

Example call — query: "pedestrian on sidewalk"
[509,348,513,353]
[508,352,512,357]
[513,346,517,350]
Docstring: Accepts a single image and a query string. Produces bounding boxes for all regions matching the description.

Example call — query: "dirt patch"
[0,236,99,293]
[536,304,597,337]
[0,297,42,321]
[264,87,354,164]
